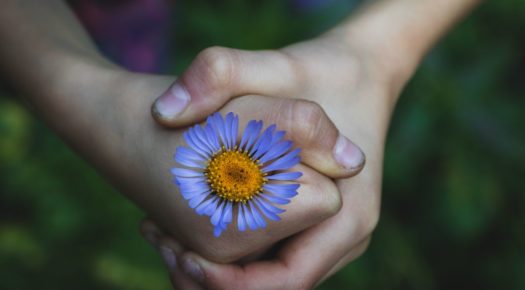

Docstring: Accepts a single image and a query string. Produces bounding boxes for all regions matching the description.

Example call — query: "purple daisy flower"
[171,112,302,237]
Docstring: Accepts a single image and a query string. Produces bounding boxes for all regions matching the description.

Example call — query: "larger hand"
[145,28,409,290]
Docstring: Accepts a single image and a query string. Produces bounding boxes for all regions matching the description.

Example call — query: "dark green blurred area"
[1,0,525,289]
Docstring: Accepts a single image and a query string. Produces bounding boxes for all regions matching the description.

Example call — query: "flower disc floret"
[205,150,265,202]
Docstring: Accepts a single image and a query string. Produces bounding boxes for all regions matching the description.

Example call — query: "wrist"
[281,35,400,138]
[313,31,404,119]
[326,21,418,93]
[23,53,131,163]
[328,0,482,89]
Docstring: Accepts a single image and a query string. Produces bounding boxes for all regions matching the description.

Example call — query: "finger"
[171,270,204,290]
[160,238,205,290]
[221,95,365,178]
[180,252,283,290]
[176,186,373,290]
[139,218,163,248]
[140,220,204,289]
[247,163,342,244]
[177,222,346,290]
[185,162,343,263]
[152,46,301,127]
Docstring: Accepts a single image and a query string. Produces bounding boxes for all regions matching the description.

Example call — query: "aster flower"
[171,112,302,237]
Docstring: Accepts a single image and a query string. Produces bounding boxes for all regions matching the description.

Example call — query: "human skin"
[0,1,365,264]
[142,0,483,289]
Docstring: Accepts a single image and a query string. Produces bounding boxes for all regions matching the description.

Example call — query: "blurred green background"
[1,0,525,289]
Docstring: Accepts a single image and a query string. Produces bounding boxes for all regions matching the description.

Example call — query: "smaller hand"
[141,219,371,290]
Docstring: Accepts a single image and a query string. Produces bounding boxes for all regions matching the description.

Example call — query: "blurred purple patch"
[73,0,171,73]
[290,0,336,11]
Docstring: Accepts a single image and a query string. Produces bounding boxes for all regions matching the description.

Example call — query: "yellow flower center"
[205,149,265,202]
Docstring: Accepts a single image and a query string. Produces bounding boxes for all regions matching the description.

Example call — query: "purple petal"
[189,191,210,208]
[179,188,204,200]
[213,226,223,237]
[170,168,203,178]
[174,175,207,185]
[175,152,205,168]
[237,205,247,231]
[260,193,290,205]
[175,147,206,162]
[183,131,209,158]
[242,203,258,230]
[231,114,239,148]
[193,125,215,154]
[266,172,303,181]
[224,112,234,149]
[249,124,275,156]
[244,121,263,152]
[240,120,258,150]
[188,127,214,156]
[252,125,277,160]
[264,184,300,198]
[205,123,221,153]
[178,179,209,192]
[196,196,217,215]
[223,202,233,223]
[211,113,228,147]
[204,197,220,216]
[211,202,225,226]
[254,196,285,214]
[253,198,281,221]
[248,203,267,228]
[259,141,293,165]
[262,148,301,173]
[270,130,286,146]
[268,156,299,172]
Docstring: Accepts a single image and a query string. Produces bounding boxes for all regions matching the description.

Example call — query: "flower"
[171,112,302,237]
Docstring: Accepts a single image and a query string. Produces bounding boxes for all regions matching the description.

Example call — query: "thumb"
[151,46,300,127]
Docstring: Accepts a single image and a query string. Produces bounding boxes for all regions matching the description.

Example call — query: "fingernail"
[182,256,204,283]
[160,245,177,271]
[333,133,365,170]
[153,81,191,119]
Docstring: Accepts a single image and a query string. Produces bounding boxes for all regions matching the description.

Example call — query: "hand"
[143,25,412,290]
[0,0,365,270]
[93,68,365,265]
[0,0,480,288]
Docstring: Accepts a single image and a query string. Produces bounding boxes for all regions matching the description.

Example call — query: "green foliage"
[1,0,524,289]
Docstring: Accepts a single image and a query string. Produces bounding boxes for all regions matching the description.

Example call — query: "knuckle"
[274,50,307,92]
[290,100,328,146]
[324,187,343,217]
[195,46,237,90]
[311,180,342,218]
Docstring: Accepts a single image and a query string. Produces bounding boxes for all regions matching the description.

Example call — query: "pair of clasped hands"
[0,0,479,288]
[122,31,408,290]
